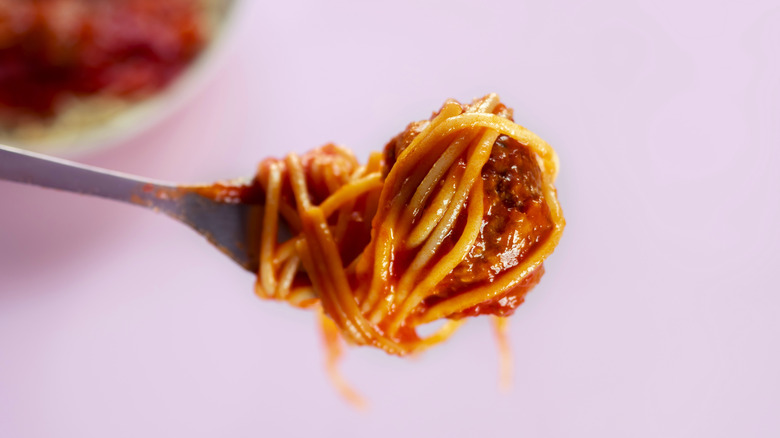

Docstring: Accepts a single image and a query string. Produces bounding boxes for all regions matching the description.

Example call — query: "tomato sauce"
[0,0,207,121]
[424,135,554,317]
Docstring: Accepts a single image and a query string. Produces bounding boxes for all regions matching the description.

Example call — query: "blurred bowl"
[0,0,240,156]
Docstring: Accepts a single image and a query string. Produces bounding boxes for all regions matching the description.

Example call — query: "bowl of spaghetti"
[0,0,237,154]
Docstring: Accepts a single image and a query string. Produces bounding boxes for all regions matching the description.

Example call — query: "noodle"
[252,94,565,389]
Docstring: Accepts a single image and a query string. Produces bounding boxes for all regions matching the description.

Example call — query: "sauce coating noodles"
[252,94,564,357]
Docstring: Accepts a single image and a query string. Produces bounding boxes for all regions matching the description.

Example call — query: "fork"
[0,144,262,272]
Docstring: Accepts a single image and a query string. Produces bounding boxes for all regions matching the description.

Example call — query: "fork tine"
[167,193,262,272]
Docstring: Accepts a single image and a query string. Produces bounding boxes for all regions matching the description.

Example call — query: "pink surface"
[2,1,780,437]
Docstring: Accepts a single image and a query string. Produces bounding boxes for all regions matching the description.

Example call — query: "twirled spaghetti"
[251,94,564,364]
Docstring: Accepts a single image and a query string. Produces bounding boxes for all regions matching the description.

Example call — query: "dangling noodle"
[251,94,565,393]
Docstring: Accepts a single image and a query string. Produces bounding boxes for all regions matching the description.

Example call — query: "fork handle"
[0,143,177,209]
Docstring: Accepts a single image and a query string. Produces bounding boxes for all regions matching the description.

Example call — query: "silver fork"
[0,144,262,272]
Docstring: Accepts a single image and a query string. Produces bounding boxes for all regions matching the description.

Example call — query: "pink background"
[2,1,779,436]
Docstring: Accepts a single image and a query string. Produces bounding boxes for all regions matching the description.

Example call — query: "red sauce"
[0,0,207,122]
[422,135,554,317]
[383,118,555,320]
[191,180,266,205]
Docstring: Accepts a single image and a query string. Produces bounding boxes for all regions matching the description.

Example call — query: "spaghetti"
[251,94,564,361]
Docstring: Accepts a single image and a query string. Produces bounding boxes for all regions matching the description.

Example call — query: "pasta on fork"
[251,94,564,400]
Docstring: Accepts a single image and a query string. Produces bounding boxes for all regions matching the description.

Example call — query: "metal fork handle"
[0,143,261,272]
[0,143,177,211]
